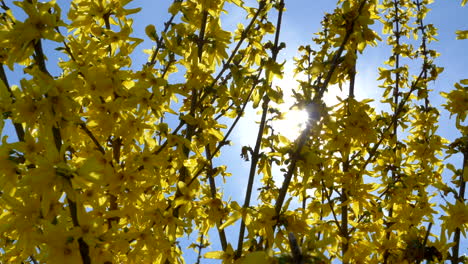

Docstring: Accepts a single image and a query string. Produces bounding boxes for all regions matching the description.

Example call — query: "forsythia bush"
[0,0,466,263]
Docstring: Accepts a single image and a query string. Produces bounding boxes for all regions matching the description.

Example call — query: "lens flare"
[273,108,309,140]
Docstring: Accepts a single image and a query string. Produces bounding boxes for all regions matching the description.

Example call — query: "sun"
[268,61,347,140]
[269,69,310,140]
[272,107,309,140]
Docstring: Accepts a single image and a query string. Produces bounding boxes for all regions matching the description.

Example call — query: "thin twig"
[147,5,177,67]
[452,152,467,264]
[274,0,369,236]
[195,234,205,264]
[317,0,367,99]
[79,123,106,155]
[29,255,38,264]
[33,32,92,264]
[186,71,261,188]
[172,6,210,219]
[288,232,304,264]
[0,64,25,141]
[321,180,344,234]
[149,0,268,161]
[357,68,425,176]
[196,0,267,105]
[206,148,228,251]
[235,94,270,256]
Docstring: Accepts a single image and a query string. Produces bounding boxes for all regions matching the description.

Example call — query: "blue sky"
[1,0,467,263]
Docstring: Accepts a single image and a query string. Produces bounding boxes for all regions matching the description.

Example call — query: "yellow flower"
[40,223,83,264]
[441,81,468,122]
[204,243,236,262]
[1,1,64,44]
[441,200,468,236]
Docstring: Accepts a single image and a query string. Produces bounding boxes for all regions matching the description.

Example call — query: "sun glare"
[273,108,309,140]
[268,62,347,141]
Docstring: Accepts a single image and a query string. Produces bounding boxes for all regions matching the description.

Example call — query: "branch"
[288,232,304,264]
[236,94,270,256]
[415,0,430,108]
[451,152,467,264]
[29,255,38,264]
[78,123,106,155]
[149,0,268,161]
[322,180,343,234]
[33,35,92,264]
[341,64,357,262]
[186,71,261,187]
[357,68,426,176]
[205,148,228,251]
[108,137,122,228]
[66,196,91,264]
[198,10,208,61]
[0,64,25,141]
[172,6,210,219]
[196,0,267,105]
[147,3,178,67]
[195,233,206,264]
[274,1,369,229]
[317,0,367,99]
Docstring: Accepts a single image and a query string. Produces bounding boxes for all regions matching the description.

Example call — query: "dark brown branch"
[29,255,38,264]
[205,148,228,251]
[108,137,122,228]
[288,232,304,264]
[274,1,368,239]
[149,0,268,161]
[415,0,430,108]
[153,121,184,155]
[148,5,177,67]
[172,6,210,219]
[236,94,270,256]
[341,65,357,262]
[195,233,205,264]
[79,123,106,155]
[33,40,49,75]
[67,197,91,264]
[196,0,267,105]
[322,180,343,233]
[0,64,25,141]
[33,34,92,264]
[317,0,367,99]
[357,68,425,176]
[198,11,208,61]
[452,152,467,264]
[186,71,261,187]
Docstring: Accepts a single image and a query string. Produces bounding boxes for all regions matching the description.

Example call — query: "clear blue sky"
[1,0,467,263]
